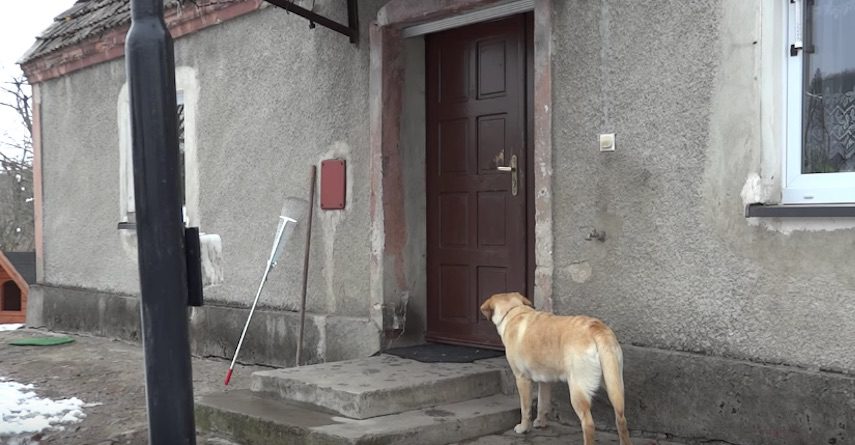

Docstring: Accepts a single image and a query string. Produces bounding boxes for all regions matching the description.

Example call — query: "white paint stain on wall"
[740,172,768,205]
[199,233,223,287]
[566,261,592,283]
[318,142,353,313]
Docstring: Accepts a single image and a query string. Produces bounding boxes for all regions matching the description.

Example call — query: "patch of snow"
[0,377,87,437]
[0,324,24,331]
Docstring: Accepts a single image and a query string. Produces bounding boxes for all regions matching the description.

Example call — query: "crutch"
[224,214,298,385]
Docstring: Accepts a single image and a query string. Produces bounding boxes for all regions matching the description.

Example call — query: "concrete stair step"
[250,354,507,419]
[196,389,520,445]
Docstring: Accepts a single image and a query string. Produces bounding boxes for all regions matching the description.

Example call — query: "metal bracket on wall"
[265,0,359,44]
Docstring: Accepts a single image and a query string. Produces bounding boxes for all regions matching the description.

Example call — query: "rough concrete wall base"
[28,285,381,368]
[27,284,141,341]
[547,345,853,445]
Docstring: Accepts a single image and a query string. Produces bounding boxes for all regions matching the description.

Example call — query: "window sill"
[745,204,855,218]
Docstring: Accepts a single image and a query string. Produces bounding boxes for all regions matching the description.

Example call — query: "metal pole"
[296,166,317,366]
[126,1,196,443]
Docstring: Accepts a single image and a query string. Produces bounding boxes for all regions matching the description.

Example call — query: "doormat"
[385,343,504,363]
[9,336,75,347]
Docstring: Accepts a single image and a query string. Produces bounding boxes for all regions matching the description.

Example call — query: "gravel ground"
[0,327,264,445]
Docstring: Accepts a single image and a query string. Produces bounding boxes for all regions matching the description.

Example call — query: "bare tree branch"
[0,74,35,251]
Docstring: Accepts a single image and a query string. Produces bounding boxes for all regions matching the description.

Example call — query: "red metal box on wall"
[320,159,346,210]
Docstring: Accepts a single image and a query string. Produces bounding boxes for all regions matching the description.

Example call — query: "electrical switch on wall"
[599,133,615,152]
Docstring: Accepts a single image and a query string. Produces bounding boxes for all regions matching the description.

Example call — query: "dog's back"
[504,311,613,383]
[504,308,630,445]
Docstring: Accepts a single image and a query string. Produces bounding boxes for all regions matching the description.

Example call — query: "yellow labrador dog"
[480,292,630,445]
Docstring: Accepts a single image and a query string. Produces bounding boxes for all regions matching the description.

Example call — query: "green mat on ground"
[9,336,75,346]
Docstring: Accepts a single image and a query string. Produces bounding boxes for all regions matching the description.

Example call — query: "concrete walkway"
[457,424,687,445]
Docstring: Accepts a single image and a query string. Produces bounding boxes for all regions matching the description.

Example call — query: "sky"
[0,1,72,161]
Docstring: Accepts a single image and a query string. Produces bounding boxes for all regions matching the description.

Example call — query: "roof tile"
[19,0,238,65]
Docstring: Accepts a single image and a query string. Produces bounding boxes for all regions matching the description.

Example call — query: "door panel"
[426,15,529,348]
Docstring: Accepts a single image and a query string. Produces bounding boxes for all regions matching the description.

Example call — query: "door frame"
[368,0,554,341]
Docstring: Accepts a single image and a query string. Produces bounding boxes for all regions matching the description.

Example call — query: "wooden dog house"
[0,251,33,324]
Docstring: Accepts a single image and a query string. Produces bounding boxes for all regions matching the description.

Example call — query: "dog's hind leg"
[597,340,631,444]
[533,382,550,428]
[567,345,602,444]
[513,375,533,433]
[604,378,630,445]
[569,382,595,445]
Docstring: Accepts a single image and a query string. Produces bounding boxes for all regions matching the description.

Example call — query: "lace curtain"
[804,80,855,174]
[801,0,855,174]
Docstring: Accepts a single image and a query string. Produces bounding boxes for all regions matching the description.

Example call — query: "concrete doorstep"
[249,354,509,419]
[196,354,520,444]
[196,390,520,445]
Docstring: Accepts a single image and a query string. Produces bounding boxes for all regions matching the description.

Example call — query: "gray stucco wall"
[550,0,855,373]
[39,2,384,322]
[176,3,381,317]
[41,59,138,294]
[37,0,855,375]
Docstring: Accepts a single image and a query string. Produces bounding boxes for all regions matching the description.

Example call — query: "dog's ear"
[480,299,494,321]
[517,293,534,307]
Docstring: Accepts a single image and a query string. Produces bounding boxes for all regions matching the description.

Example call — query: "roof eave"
[20,0,266,84]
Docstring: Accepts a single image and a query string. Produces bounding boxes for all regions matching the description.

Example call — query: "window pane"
[177,101,186,209]
[802,0,855,174]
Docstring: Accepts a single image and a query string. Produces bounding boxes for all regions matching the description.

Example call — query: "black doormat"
[385,343,504,363]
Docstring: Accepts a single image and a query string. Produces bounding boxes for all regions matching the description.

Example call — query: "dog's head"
[480,292,534,325]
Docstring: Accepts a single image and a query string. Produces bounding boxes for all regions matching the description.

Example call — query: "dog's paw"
[514,423,531,434]
[533,417,548,428]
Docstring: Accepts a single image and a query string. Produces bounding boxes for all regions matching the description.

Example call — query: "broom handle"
[296,165,317,366]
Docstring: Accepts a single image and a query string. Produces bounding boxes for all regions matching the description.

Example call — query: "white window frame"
[118,66,200,226]
[783,0,855,204]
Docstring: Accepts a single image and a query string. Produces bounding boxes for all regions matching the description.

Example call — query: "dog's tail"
[593,323,631,445]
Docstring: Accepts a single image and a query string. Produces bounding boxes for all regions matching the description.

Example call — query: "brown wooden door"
[426,15,530,348]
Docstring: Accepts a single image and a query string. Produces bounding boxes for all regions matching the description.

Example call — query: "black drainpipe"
[125,0,197,443]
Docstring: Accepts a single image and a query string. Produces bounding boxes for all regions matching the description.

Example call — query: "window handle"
[790,0,803,57]
[790,41,803,57]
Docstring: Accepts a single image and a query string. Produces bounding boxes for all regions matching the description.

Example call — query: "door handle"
[496,154,518,196]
